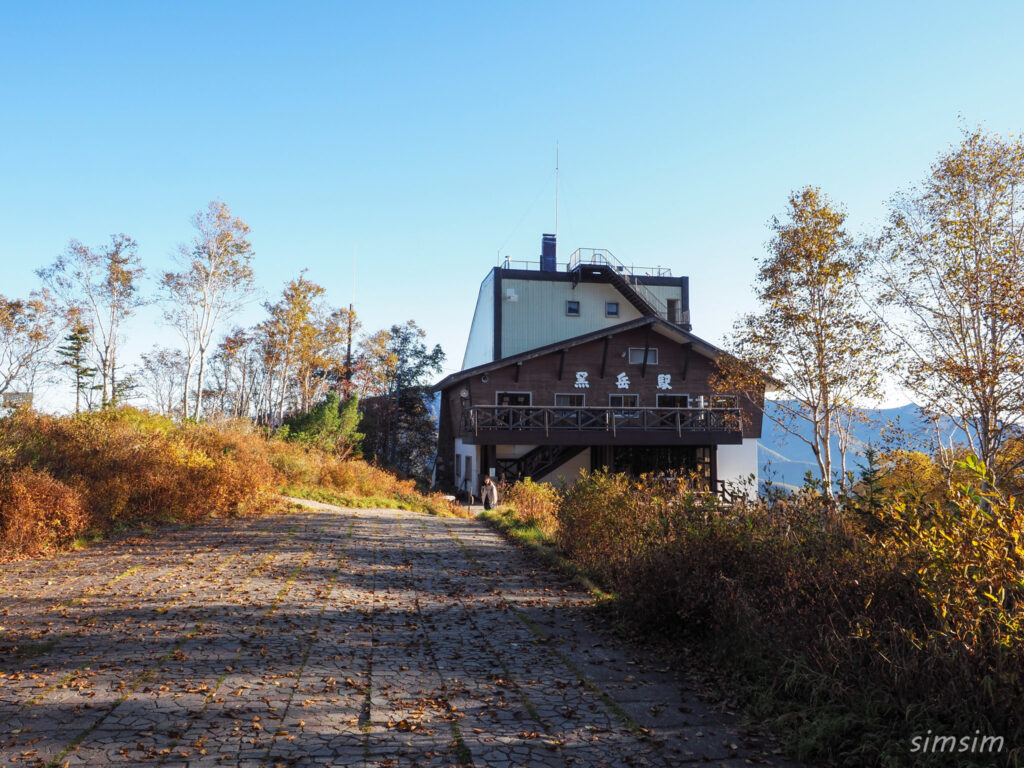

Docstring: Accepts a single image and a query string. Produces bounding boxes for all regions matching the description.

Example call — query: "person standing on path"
[481,476,498,510]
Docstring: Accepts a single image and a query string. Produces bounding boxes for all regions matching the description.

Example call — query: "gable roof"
[434,316,729,391]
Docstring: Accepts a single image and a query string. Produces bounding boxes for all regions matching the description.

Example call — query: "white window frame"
[627,347,658,365]
[554,392,585,407]
[566,300,581,317]
[605,301,619,318]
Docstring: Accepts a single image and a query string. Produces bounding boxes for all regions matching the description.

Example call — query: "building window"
[711,395,738,408]
[608,394,639,408]
[496,392,532,406]
[554,393,585,407]
[566,300,580,316]
[605,301,619,317]
[627,347,658,365]
[666,298,679,324]
[657,394,689,408]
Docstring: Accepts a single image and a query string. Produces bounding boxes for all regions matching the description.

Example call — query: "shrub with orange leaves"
[0,467,88,558]
[0,407,281,560]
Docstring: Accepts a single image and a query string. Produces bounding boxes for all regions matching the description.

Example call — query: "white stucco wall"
[453,438,480,496]
[500,279,643,357]
[495,444,537,460]
[537,447,591,488]
[717,439,759,497]
[461,271,495,369]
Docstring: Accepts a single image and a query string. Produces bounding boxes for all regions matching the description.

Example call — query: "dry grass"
[497,469,1024,767]
[0,406,462,561]
[269,438,463,517]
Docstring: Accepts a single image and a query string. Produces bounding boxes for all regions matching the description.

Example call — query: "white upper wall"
[717,439,759,497]
[461,270,495,369]
[500,279,644,358]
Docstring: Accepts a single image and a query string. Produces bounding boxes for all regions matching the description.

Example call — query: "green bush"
[281,392,363,456]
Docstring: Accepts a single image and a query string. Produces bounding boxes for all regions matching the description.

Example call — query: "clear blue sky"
[2,1,1023,407]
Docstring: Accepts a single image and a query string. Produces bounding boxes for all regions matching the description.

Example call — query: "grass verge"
[476,507,610,599]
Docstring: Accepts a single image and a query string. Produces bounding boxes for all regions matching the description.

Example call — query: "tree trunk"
[182,354,196,418]
[194,345,207,420]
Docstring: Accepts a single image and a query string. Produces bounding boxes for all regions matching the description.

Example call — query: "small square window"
[605,301,619,317]
[627,347,659,365]
[566,300,580,316]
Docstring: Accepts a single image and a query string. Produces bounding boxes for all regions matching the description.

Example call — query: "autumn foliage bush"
[501,478,560,537]
[0,467,89,557]
[524,467,1024,766]
[0,406,461,560]
[0,407,280,559]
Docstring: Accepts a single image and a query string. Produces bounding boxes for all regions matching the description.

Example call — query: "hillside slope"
[757,402,965,489]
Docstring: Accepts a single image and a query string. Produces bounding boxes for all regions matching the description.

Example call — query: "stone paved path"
[0,500,805,768]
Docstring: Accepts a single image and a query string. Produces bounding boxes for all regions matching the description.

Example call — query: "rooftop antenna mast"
[555,142,559,242]
[345,247,356,393]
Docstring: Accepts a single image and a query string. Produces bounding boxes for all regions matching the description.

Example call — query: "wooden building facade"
[434,238,763,495]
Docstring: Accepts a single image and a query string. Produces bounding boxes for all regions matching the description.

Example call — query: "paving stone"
[0,500,810,768]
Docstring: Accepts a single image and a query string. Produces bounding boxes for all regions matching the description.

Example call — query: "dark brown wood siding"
[442,327,762,441]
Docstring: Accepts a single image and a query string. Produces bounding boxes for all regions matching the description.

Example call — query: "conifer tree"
[56,322,98,413]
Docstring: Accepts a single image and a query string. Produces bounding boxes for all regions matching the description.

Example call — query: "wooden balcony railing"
[462,405,742,438]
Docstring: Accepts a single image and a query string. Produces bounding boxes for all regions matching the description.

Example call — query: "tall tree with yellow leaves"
[873,128,1024,490]
[719,187,884,498]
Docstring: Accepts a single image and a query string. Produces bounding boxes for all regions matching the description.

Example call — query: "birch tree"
[719,187,884,499]
[258,273,325,423]
[38,235,145,406]
[873,128,1024,490]
[135,346,188,417]
[162,201,255,419]
[210,328,262,419]
[0,291,61,398]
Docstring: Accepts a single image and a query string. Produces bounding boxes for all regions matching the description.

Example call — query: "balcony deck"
[460,405,743,446]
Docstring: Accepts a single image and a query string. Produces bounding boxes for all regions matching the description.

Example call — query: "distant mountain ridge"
[757,402,965,490]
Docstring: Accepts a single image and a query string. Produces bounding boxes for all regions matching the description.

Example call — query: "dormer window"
[605,301,619,317]
[566,300,580,317]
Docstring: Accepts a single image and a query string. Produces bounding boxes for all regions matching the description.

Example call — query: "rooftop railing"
[497,248,672,278]
[567,248,672,278]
